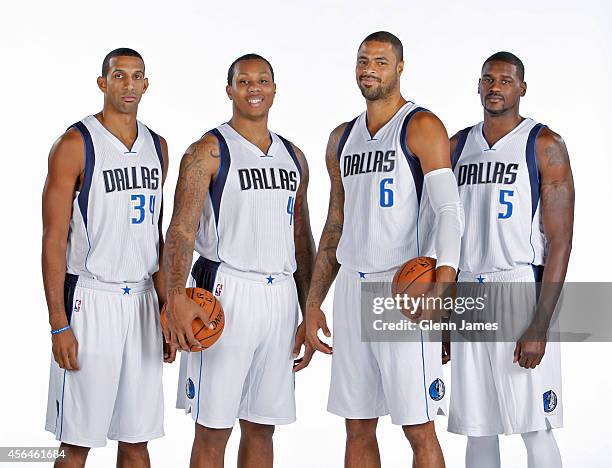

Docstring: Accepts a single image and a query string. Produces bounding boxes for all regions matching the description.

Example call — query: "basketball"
[161,287,225,351]
[391,256,437,299]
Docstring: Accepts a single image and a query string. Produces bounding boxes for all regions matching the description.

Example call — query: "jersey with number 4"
[336,101,435,273]
[195,123,302,275]
[65,115,164,283]
[452,118,546,273]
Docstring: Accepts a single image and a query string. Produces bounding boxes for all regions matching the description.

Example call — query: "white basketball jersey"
[452,118,546,273]
[195,123,301,275]
[336,101,435,273]
[66,115,163,283]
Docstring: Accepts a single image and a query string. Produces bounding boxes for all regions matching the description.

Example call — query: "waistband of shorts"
[339,265,397,281]
[65,273,154,294]
[458,265,539,283]
[195,257,294,285]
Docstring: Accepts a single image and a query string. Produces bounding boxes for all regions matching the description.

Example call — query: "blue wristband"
[51,325,71,335]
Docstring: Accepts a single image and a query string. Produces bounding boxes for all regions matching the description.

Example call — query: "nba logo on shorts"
[73,299,82,313]
[214,283,223,297]
[429,378,445,401]
[543,390,557,413]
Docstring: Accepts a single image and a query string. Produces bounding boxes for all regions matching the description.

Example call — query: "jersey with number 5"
[65,115,164,283]
[452,118,546,273]
[336,101,436,273]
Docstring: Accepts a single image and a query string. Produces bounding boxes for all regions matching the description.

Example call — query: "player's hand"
[305,306,332,354]
[52,329,79,371]
[163,338,178,363]
[293,322,315,372]
[513,328,547,369]
[442,340,451,364]
[168,293,213,352]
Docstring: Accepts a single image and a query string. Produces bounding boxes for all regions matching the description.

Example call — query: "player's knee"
[117,441,148,458]
[194,423,232,447]
[402,421,437,449]
[240,420,275,440]
[56,443,90,464]
[346,419,378,443]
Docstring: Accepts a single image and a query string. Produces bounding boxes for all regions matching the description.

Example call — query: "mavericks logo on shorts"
[214,283,223,297]
[543,390,557,413]
[429,378,445,401]
[186,378,195,400]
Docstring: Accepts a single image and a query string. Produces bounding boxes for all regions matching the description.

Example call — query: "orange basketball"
[161,287,224,351]
[392,256,437,299]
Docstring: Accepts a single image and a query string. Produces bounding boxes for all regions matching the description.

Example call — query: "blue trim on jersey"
[526,123,546,219]
[452,126,472,169]
[419,330,431,421]
[399,107,427,203]
[196,350,203,422]
[64,274,78,325]
[277,135,302,177]
[336,118,358,162]
[146,126,164,172]
[532,264,544,283]
[209,129,231,225]
[71,122,95,228]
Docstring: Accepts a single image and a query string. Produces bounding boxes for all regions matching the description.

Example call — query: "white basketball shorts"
[45,274,164,447]
[327,267,446,425]
[448,265,563,436]
[176,258,299,428]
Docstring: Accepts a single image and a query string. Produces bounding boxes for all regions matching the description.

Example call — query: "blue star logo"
[122,286,131,295]
[358,272,366,279]
[266,275,274,284]
[477,275,485,284]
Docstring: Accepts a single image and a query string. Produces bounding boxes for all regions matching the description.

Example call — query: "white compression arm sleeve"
[424,167,464,271]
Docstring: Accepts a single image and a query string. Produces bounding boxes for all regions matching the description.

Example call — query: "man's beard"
[359,76,397,101]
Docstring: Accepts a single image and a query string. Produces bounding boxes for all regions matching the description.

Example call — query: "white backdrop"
[1,0,610,466]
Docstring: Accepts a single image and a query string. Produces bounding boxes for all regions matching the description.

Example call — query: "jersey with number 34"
[65,115,163,283]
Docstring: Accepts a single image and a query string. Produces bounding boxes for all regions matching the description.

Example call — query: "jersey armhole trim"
[451,126,472,170]
[146,126,164,172]
[70,121,95,228]
[526,123,546,219]
[208,129,231,225]
[399,107,428,203]
[277,134,302,176]
[336,117,358,162]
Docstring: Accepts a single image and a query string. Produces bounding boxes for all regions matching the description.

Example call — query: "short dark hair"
[482,51,525,81]
[227,54,275,85]
[101,48,144,77]
[360,31,403,61]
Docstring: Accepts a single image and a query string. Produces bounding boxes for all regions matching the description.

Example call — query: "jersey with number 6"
[65,115,164,283]
[452,118,546,273]
[336,101,435,273]
[194,123,302,275]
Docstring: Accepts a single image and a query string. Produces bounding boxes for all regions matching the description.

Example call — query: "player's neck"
[365,94,407,136]
[228,114,271,154]
[482,111,524,147]
[97,108,139,149]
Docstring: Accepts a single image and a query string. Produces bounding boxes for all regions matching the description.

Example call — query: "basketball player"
[447,52,574,467]
[42,48,173,468]
[163,54,315,468]
[305,31,464,468]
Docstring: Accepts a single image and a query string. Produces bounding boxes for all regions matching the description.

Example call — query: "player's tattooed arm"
[515,128,574,369]
[163,133,220,350]
[304,124,347,354]
[42,128,84,370]
[291,144,316,314]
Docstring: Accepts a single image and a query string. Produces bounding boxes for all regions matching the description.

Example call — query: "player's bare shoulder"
[180,131,222,181]
[535,126,571,169]
[326,122,351,169]
[406,110,447,139]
